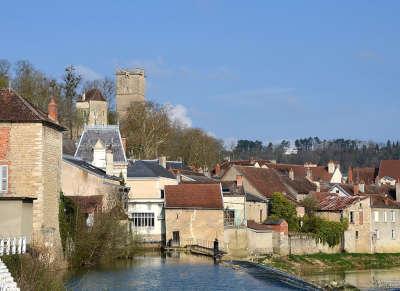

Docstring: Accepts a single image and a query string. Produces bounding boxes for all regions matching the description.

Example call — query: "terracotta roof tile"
[82,89,106,101]
[0,89,65,131]
[313,193,365,211]
[165,184,223,209]
[378,160,400,180]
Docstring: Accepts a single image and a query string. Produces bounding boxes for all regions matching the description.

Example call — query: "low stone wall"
[224,227,248,257]
[288,234,341,255]
[247,228,273,254]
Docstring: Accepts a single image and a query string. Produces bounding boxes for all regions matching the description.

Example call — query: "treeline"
[0,59,223,169]
[230,138,400,170]
[121,101,223,169]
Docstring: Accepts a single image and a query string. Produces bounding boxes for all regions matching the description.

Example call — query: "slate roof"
[0,89,66,131]
[127,160,176,179]
[75,125,127,164]
[330,183,392,196]
[378,160,400,180]
[63,155,120,181]
[165,184,223,209]
[166,161,191,171]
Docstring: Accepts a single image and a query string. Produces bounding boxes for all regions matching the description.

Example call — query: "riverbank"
[257,253,400,275]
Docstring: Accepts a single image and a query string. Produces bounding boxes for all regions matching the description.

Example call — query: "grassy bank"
[258,253,400,275]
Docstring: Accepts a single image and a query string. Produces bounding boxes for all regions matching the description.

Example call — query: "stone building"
[116,68,145,118]
[0,89,65,256]
[76,88,108,128]
[62,155,127,217]
[74,125,128,179]
[314,192,400,253]
[126,159,177,243]
[164,183,224,246]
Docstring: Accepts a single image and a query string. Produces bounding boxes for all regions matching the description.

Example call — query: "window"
[224,209,235,226]
[355,231,359,239]
[160,189,165,199]
[350,211,355,224]
[374,211,379,222]
[375,229,380,240]
[392,229,396,240]
[384,211,388,222]
[132,213,155,228]
[392,211,396,222]
[0,165,7,194]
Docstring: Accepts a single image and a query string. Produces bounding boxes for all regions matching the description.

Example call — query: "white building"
[125,159,178,243]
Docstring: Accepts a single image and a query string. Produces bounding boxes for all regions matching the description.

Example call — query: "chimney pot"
[48,97,58,122]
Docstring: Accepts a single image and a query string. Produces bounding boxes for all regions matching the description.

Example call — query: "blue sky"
[2,1,400,144]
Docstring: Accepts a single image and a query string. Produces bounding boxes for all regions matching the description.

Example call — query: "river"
[66,253,312,290]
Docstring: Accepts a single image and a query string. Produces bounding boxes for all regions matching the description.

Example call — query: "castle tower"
[116,68,146,118]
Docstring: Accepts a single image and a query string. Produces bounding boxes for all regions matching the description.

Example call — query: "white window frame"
[384,211,388,222]
[0,165,7,194]
[374,211,379,222]
[131,212,155,228]
[392,211,396,223]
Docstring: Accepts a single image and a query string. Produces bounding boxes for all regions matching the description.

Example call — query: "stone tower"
[116,68,146,118]
[76,88,108,127]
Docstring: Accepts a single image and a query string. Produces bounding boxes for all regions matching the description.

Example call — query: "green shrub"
[269,192,299,231]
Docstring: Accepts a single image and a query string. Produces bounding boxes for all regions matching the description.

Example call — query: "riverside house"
[126,158,178,243]
[0,89,65,256]
[164,183,224,247]
[314,192,400,253]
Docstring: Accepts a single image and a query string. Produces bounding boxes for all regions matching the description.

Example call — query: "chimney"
[214,163,221,177]
[236,175,243,187]
[48,97,58,122]
[348,166,353,184]
[353,183,359,195]
[106,147,114,176]
[359,181,365,193]
[289,168,294,181]
[328,161,335,174]
[121,137,127,153]
[159,156,167,168]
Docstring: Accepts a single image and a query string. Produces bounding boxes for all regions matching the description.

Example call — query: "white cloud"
[166,103,192,128]
[75,65,102,81]
[223,137,238,150]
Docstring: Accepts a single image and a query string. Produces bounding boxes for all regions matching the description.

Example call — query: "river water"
[304,267,400,290]
[66,253,304,291]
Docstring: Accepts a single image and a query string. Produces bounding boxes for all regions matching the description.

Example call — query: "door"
[172,231,180,246]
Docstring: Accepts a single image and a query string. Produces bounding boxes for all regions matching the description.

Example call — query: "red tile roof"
[165,184,223,209]
[265,163,333,182]
[349,166,377,184]
[0,89,65,131]
[234,166,316,201]
[378,160,400,180]
[313,192,366,211]
[82,88,106,102]
[370,195,400,209]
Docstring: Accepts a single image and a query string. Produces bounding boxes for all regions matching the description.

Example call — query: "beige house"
[76,89,108,128]
[62,155,127,217]
[164,183,224,246]
[0,89,65,256]
[315,192,400,253]
[126,159,178,243]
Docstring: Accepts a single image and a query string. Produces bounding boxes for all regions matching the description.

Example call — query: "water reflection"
[66,253,296,291]
[304,267,400,289]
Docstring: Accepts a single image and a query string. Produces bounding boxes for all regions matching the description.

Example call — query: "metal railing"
[0,237,27,257]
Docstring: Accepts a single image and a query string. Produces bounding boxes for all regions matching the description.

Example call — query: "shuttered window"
[0,165,7,193]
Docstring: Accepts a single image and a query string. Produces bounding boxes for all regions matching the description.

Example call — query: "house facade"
[126,159,177,243]
[0,89,65,256]
[164,183,224,246]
